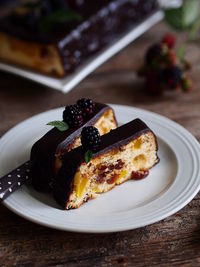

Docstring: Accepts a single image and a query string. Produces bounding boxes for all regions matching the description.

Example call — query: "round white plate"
[0,104,200,233]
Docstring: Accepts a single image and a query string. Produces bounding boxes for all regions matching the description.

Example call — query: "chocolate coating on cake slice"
[54,118,159,209]
[30,103,117,192]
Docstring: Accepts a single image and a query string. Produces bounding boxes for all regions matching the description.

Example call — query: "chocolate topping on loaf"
[0,0,158,76]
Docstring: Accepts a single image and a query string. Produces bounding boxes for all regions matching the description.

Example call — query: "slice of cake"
[0,0,158,77]
[30,100,117,191]
[54,118,159,209]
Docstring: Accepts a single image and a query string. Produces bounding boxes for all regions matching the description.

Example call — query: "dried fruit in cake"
[54,118,159,209]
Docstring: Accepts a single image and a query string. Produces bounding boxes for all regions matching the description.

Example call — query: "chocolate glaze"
[53,118,159,209]
[58,0,158,75]
[30,103,114,192]
[0,1,113,43]
[0,0,158,75]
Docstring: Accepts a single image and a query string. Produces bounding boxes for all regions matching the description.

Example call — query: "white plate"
[0,104,200,233]
[0,11,163,93]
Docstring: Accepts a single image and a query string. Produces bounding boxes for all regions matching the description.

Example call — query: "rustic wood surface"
[0,22,200,267]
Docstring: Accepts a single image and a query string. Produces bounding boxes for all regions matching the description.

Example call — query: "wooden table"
[0,22,200,267]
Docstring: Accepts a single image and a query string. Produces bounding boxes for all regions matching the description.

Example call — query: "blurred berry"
[138,33,192,95]
[162,33,176,49]
[145,43,162,65]
[161,66,182,89]
[145,71,163,95]
[181,77,193,92]
[183,60,192,71]
[166,50,177,66]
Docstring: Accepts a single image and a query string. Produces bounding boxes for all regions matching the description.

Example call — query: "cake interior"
[66,131,158,209]
[0,32,64,76]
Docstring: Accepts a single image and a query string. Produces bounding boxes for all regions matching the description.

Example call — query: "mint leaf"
[165,8,183,30]
[182,0,199,28]
[164,0,200,30]
[48,9,82,23]
[47,121,69,132]
[84,150,93,164]
[40,8,82,32]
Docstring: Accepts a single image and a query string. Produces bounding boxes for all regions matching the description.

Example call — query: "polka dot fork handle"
[0,161,30,202]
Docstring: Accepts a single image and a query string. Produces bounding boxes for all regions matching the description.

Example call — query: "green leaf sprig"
[84,150,93,164]
[47,121,69,132]
[164,0,200,31]
[177,44,187,63]
[163,0,200,69]
[39,8,82,32]
[11,0,82,33]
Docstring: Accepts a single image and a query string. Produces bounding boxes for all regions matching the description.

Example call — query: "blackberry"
[161,66,182,89]
[63,104,83,126]
[77,98,95,117]
[81,126,101,152]
[145,43,162,65]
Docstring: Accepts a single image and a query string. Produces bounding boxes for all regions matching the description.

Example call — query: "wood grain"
[0,22,200,267]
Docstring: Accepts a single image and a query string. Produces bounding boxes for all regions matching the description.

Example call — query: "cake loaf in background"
[0,0,158,76]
